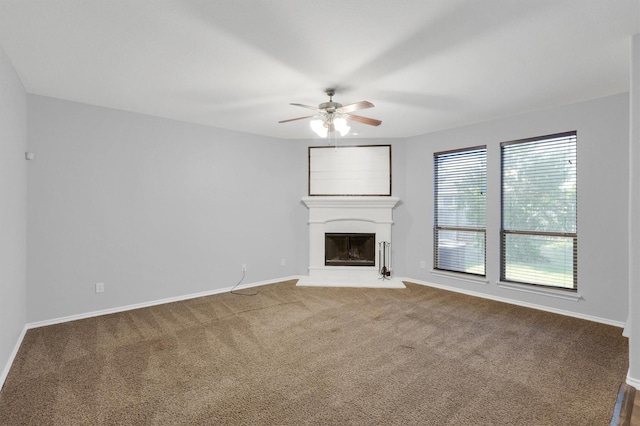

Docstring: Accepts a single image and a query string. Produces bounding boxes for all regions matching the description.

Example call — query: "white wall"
[0,47,27,384]
[402,93,629,324]
[26,96,308,322]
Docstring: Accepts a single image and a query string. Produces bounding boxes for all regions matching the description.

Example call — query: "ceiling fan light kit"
[310,114,350,138]
[279,89,381,140]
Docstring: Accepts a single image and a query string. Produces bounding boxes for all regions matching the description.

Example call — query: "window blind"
[434,146,486,275]
[501,131,577,289]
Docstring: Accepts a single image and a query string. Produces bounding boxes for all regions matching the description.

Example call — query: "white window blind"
[501,131,577,290]
[434,146,486,275]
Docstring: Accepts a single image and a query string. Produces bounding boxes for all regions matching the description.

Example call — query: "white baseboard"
[26,276,302,330]
[3,274,625,392]
[627,371,640,389]
[398,277,626,328]
[2,276,301,391]
[0,324,28,391]
[23,275,625,331]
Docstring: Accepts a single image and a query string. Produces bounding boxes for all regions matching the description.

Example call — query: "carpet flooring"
[0,280,629,425]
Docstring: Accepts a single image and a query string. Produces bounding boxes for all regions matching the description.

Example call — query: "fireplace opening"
[325,233,375,267]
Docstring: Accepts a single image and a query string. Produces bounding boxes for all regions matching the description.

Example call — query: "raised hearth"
[297,196,405,288]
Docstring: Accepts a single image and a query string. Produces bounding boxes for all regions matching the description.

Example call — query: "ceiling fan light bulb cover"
[310,119,328,138]
[333,117,350,136]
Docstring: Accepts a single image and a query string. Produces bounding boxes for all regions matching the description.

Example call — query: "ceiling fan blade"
[345,114,382,126]
[336,101,374,114]
[278,115,316,123]
[290,103,318,112]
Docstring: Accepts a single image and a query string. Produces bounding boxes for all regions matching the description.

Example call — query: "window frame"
[433,145,487,277]
[500,131,577,291]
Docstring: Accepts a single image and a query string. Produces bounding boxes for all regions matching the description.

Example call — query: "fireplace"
[296,196,405,288]
[325,233,375,267]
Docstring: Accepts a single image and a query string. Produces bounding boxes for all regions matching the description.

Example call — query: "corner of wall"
[0,45,28,391]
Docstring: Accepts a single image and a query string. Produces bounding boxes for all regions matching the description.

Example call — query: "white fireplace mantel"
[302,196,400,209]
[297,196,405,288]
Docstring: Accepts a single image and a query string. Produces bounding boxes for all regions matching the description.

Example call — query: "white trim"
[399,277,625,328]
[627,370,640,389]
[0,324,28,391]
[430,269,489,285]
[497,281,582,302]
[623,314,631,338]
[302,196,400,209]
[26,276,301,330]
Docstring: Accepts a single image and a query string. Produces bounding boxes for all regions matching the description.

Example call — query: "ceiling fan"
[279,89,381,138]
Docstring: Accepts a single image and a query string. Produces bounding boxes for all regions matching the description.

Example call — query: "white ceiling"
[0,0,638,139]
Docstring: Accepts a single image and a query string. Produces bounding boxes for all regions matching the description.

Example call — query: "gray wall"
[0,47,27,381]
[401,93,629,323]
[26,96,308,322]
[21,91,631,327]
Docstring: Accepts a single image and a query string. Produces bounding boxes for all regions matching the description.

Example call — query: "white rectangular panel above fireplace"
[296,196,405,288]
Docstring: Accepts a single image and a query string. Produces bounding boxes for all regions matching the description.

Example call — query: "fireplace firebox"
[325,233,375,267]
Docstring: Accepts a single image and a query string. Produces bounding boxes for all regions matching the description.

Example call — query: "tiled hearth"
[296,196,405,288]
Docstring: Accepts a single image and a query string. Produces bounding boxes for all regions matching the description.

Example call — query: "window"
[501,131,577,290]
[434,147,487,275]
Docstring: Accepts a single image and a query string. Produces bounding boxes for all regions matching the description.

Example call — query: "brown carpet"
[0,280,628,425]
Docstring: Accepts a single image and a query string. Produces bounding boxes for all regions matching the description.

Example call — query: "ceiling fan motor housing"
[319,88,342,112]
[319,101,342,113]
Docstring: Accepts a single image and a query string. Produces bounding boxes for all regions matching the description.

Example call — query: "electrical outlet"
[95,282,105,293]
[281,258,286,266]
[241,264,247,272]
[420,261,426,269]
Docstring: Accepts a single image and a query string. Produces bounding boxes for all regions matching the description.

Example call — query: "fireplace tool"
[378,241,391,280]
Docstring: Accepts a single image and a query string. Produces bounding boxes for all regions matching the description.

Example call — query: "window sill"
[497,281,582,302]
[430,269,489,285]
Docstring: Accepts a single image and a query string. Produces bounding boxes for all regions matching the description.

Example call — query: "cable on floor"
[230,269,259,296]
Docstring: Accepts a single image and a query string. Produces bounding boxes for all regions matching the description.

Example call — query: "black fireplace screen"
[325,233,376,267]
